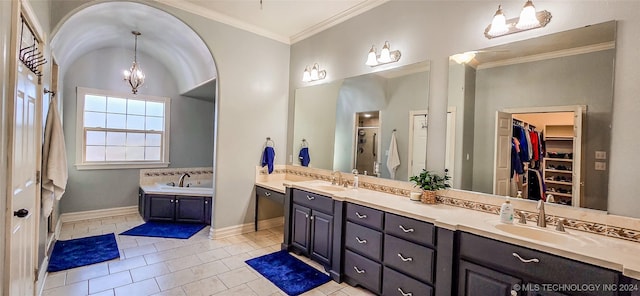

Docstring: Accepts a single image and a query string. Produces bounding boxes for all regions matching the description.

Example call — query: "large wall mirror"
[293,61,434,181]
[448,21,616,211]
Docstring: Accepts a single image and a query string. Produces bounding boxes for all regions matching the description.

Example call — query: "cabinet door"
[204,197,212,225]
[458,260,522,296]
[147,195,175,222]
[292,204,311,253]
[175,196,205,223]
[310,210,333,266]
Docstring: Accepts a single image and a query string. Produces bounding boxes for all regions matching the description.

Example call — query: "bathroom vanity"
[138,187,212,225]
[258,169,640,296]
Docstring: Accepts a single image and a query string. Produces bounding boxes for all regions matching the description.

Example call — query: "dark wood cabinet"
[457,232,621,296]
[288,189,335,267]
[310,210,333,266]
[458,260,521,296]
[139,189,211,225]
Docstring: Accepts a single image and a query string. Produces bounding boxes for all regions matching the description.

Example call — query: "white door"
[409,114,427,177]
[493,111,512,196]
[8,62,39,296]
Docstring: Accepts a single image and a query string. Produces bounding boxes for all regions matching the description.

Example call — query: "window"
[75,87,170,170]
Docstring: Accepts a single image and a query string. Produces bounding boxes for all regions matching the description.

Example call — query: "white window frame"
[75,87,171,170]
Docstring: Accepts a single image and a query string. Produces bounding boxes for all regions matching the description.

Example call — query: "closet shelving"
[543,125,575,204]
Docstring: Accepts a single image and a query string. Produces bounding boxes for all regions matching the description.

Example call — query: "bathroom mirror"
[293,61,430,181]
[448,21,616,211]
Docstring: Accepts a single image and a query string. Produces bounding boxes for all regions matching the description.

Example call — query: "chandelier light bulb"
[123,31,145,94]
[302,66,311,82]
[310,64,319,80]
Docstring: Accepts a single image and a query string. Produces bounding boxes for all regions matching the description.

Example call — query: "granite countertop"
[274,179,640,280]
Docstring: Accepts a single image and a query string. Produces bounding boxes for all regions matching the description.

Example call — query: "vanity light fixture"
[123,31,145,94]
[484,1,552,39]
[365,41,401,67]
[302,63,326,82]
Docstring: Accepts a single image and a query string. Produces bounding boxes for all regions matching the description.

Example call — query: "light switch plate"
[595,162,606,171]
[595,151,607,160]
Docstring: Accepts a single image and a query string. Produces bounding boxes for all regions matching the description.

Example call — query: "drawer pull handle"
[306,195,315,200]
[512,252,539,263]
[397,253,413,262]
[353,266,365,274]
[355,237,367,244]
[399,225,414,233]
[170,200,174,203]
[398,288,413,296]
[355,212,367,219]
[264,192,271,197]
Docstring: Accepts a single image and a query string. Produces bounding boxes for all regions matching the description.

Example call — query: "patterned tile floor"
[41,214,373,296]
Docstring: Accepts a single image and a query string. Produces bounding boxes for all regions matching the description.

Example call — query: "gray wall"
[379,71,429,181]
[471,50,614,210]
[61,47,214,213]
[289,1,640,218]
[51,1,290,229]
[447,62,476,190]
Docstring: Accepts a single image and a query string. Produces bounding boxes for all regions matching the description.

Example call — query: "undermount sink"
[313,185,348,192]
[491,222,584,245]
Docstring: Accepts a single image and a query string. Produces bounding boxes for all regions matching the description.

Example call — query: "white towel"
[41,97,68,218]
[386,132,400,179]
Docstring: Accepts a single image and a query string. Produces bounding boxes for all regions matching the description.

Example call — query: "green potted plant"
[409,169,451,204]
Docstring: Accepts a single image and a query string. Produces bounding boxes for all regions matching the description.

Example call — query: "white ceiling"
[155,0,389,44]
[50,0,389,94]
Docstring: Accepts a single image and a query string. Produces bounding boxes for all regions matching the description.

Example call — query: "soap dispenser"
[499,197,514,224]
[351,169,359,189]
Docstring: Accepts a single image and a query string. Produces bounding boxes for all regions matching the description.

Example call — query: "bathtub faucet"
[178,173,191,187]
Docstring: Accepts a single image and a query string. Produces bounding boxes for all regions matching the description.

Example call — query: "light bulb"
[365,46,378,66]
[516,0,540,30]
[310,64,319,80]
[379,41,392,63]
[488,5,509,37]
[302,66,311,82]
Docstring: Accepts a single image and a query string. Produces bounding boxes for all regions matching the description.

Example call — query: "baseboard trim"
[60,206,138,223]
[212,216,284,239]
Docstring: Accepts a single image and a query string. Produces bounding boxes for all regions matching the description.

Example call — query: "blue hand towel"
[262,146,275,174]
[299,147,311,167]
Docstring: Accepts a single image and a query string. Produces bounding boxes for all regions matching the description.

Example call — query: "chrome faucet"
[331,171,343,186]
[536,199,547,228]
[178,173,191,187]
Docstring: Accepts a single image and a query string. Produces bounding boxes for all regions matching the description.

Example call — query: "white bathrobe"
[42,97,68,218]
[386,132,400,179]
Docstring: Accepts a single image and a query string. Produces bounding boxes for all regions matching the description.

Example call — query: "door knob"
[14,209,29,218]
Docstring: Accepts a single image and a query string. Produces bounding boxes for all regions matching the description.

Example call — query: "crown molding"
[154,0,389,45]
[290,0,390,44]
[477,41,615,70]
[153,0,291,44]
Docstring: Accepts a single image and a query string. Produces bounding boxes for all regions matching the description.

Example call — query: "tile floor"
[41,214,374,296]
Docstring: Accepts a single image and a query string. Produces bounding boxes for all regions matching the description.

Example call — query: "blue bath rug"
[47,233,120,272]
[120,222,206,239]
[246,250,331,296]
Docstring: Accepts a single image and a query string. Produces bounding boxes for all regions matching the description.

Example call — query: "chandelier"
[123,31,145,94]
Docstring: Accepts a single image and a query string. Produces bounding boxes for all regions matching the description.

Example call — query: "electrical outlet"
[595,162,606,171]
[595,151,607,160]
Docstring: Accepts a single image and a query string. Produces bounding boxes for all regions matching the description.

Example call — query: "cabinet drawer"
[459,232,619,293]
[385,213,434,247]
[345,222,383,261]
[383,267,433,296]
[344,250,382,294]
[293,189,333,214]
[384,234,434,284]
[346,203,384,230]
[256,186,284,204]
